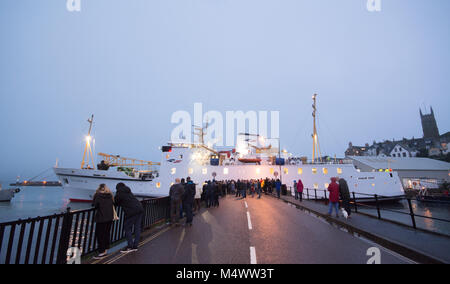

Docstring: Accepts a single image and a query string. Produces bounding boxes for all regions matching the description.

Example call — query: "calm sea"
[0,186,90,223]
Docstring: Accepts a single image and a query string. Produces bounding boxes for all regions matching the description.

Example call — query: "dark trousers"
[184,202,193,224]
[171,199,182,224]
[124,214,143,249]
[342,199,352,216]
[95,221,112,253]
[194,199,201,212]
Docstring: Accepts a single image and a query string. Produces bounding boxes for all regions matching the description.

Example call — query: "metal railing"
[285,186,450,236]
[0,197,170,264]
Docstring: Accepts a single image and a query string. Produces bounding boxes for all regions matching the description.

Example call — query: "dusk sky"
[1,0,449,183]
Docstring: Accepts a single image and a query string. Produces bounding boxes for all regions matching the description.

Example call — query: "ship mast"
[312,94,322,163]
[81,115,95,169]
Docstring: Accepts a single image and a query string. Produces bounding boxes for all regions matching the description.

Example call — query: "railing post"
[352,192,358,213]
[56,208,73,264]
[407,198,417,229]
[314,189,317,201]
[306,188,310,200]
[375,194,381,219]
[324,190,327,201]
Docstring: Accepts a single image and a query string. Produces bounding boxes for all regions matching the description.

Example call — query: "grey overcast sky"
[0,0,449,182]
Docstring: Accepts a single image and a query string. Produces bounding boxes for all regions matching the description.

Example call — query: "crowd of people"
[89,175,353,260]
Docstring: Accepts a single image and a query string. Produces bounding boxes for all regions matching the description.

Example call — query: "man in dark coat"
[169,178,185,225]
[183,177,196,226]
[115,183,144,252]
[338,178,352,218]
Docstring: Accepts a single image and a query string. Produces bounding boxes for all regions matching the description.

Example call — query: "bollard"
[352,192,358,213]
[375,194,381,219]
[407,199,417,229]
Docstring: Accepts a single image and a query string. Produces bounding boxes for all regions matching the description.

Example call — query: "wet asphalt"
[111,195,411,264]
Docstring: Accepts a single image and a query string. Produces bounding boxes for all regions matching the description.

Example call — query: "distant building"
[346,107,448,160]
[420,107,440,140]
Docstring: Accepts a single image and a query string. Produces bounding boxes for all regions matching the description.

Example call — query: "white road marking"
[244,201,248,208]
[247,211,253,230]
[192,244,199,264]
[250,247,257,264]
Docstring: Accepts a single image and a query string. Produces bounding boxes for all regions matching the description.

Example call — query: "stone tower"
[420,107,440,139]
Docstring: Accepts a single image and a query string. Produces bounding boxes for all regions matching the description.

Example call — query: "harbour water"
[0,186,90,223]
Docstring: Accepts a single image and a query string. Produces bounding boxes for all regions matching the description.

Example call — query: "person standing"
[327,177,340,218]
[115,183,144,253]
[297,179,304,202]
[257,179,262,199]
[275,179,282,199]
[92,184,115,259]
[169,178,185,226]
[293,180,298,200]
[194,181,203,213]
[183,177,196,226]
[338,178,352,218]
[207,181,216,208]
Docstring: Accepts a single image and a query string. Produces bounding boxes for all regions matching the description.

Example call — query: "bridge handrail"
[0,197,171,264]
[285,186,450,234]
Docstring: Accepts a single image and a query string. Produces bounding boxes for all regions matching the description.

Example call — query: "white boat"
[0,185,20,202]
[54,97,405,202]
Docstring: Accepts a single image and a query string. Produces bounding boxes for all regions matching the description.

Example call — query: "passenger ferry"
[54,97,405,202]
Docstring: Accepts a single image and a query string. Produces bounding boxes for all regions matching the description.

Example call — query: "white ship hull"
[54,168,162,202]
[55,146,405,202]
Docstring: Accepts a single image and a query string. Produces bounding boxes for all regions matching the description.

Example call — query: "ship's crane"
[98,153,161,168]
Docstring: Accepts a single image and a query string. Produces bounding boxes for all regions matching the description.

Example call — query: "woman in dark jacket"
[92,184,115,259]
[338,178,352,218]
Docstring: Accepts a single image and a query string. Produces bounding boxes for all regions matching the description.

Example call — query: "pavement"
[278,194,450,264]
[99,195,415,264]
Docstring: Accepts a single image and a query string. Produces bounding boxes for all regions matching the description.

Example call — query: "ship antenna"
[312,94,322,164]
[81,115,95,169]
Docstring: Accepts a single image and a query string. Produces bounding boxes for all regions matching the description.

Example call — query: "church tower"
[420,107,440,139]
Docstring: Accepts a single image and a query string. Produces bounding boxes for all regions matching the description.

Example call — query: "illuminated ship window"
[298,168,303,175]
[156,182,161,188]
[323,168,328,175]
[171,168,176,175]
[312,168,317,174]
[202,168,208,175]
[372,183,375,187]
[313,183,319,189]
[224,168,229,175]
[166,154,170,159]
[284,168,289,175]
[188,168,194,175]
[270,168,274,175]
[337,168,343,174]
[325,183,329,188]
[171,182,174,186]
[256,168,261,175]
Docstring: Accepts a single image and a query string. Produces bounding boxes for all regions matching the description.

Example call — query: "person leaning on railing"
[115,183,145,253]
[92,184,115,260]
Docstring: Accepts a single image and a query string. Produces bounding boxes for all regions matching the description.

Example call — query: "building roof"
[348,156,450,171]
